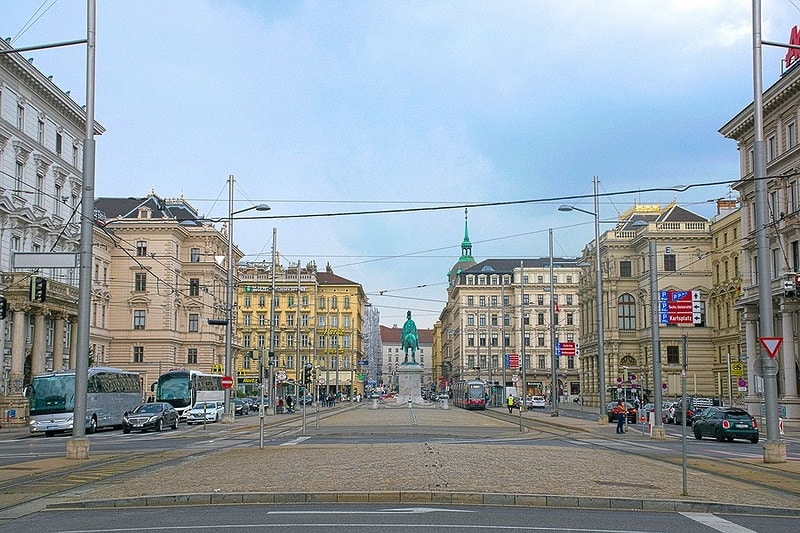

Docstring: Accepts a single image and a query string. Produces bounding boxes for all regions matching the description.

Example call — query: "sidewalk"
[2,403,799,515]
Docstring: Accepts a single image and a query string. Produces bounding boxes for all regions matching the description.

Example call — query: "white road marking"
[680,512,757,533]
[279,436,311,446]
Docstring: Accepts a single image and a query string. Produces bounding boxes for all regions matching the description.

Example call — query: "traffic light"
[30,276,47,302]
[303,363,313,385]
[0,296,7,319]
[784,273,800,298]
[795,273,800,296]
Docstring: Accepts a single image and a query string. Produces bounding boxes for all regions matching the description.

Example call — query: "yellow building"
[236,261,368,400]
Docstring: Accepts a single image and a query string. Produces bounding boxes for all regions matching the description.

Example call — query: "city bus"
[154,369,224,420]
[27,367,142,437]
[452,379,487,410]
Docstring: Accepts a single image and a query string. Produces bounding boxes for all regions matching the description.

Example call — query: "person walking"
[507,394,515,414]
[613,400,627,433]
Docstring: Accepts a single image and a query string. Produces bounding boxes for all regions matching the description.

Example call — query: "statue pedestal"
[396,363,424,405]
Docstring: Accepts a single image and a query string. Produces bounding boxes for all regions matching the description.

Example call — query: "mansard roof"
[94,193,200,223]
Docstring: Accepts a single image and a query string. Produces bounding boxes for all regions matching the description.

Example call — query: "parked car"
[606,401,637,423]
[122,402,179,433]
[527,396,547,409]
[186,401,223,425]
[692,407,759,443]
[232,398,249,416]
[673,397,718,425]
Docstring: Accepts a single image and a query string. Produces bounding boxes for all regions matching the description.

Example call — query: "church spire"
[459,207,473,262]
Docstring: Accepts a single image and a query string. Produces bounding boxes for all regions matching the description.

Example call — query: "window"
[667,345,680,364]
[136,241,147,256]
[17,102,25,130]
[663,253,676,272]
[789,122,797,149]
[188,313,199,332]
[537,333,545,347]
[134,272,146,292]
[258,295,266,307]
[37,117,45,144]
[467,314,474,326]
[244,295,251,307]
[479,296,486,306]
[566,275,573,283]
[189,278,200,297]
[258,314,266,327]
[467,296,474,307]
[537,313,545,325]
[537,294,544,306]
[56,132,63,156]
[566,313,574,325]
[133,346,144,363]
[344,296,350,309]
[768,134,777,161]
[35,173,44,206]
[187,348,198,364]
[287,295,295,308]
[566,294,573,305]
[467,334,474,347]
[287,313,294,327]
[331,296,338,309]
[133,310,146,330]
[190,248,201,262]
[318,297,325,309]
[620,260,632,278]
[243,313,251,327]
[618,294,636,330]
[15,161,23,189]
[538,355,546,368]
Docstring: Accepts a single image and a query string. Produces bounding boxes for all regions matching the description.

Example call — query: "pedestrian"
[507,394,515,414]
[613,400,626,433]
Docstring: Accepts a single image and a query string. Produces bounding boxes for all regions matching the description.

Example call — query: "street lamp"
[222,174,270,423]
[558,176,605,423]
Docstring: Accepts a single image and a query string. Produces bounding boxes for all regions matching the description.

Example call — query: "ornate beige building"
[438,215,582,405]
[575,203,716,407]
[719,53,800,419]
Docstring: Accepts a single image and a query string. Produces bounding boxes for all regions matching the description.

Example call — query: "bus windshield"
[156,373,191,408]
[28,374,76,416]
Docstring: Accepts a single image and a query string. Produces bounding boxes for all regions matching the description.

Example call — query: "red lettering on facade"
[786,26,800,68]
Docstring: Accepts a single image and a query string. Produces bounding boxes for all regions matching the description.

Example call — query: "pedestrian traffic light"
[30,276,47,302]
[303,363,313,385]
[0,296,7,320]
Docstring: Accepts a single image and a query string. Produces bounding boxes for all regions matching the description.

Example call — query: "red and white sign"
[221,375,234,389]
[759,337,783,359]
[558,342,576,356]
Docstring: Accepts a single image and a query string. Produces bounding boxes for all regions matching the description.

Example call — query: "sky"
[3,0,799,329]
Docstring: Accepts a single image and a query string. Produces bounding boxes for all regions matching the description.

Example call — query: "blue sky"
[4,1,798,329]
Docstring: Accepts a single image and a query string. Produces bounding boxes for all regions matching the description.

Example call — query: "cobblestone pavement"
[60,403,800,511]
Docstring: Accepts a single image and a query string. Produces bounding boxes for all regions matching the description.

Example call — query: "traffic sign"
[318,378,326,385]
[730,362,745,376]
[221,375,234,389]
[659,290,701,325]
[759,337,783,359]
[276,371,287,381]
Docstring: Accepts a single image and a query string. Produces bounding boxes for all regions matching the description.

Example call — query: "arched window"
[618,293,636,330]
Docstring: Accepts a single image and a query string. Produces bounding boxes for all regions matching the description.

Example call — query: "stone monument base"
[396,363,424,405]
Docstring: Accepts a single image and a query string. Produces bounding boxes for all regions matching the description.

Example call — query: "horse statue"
[401,310,419,364]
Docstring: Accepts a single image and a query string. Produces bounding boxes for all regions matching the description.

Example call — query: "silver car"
[186,401,223,425]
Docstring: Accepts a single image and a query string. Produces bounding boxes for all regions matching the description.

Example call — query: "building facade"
[1,38,103,406]
[575,203,715,408]
[437,214,582,405]
[237,260,368,399]
[719,47,800,419]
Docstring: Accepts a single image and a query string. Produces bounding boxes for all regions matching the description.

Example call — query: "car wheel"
[123,428,130,434]
[750,435,759,444]
[715,428,725,442]
[172,417,178,430]
[693,427,702,440]
[726,436,734,442]
[156,419,163,432]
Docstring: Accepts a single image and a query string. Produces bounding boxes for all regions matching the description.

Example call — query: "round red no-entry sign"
[221,375,234,389]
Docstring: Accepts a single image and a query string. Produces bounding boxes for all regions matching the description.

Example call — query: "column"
[743,307,760,413]
[30,311,47,376]
[780,303,798,402]
[53,313,66,371]
[69,316,79,368]
[9,307,28,394]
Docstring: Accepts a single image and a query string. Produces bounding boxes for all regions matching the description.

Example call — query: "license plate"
[736,423,748,428]
[46,426,57,430]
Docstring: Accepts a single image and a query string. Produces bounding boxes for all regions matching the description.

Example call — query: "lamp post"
[558,176,606,423]
[222,175,270,423]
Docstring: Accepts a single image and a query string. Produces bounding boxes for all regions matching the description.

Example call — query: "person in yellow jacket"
[507,394,516,414]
